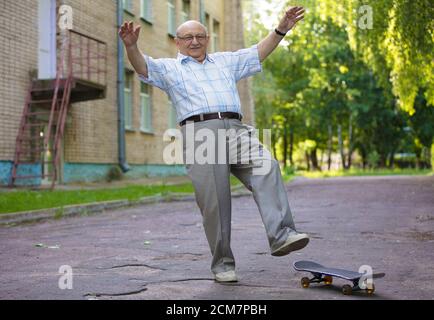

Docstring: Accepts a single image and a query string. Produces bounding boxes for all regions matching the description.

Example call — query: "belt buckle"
[218,112,222,119]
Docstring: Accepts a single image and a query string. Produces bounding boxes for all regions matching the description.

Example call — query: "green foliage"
[367,150,380,168]
[245,0,433,170]
[431,144,434,168]
[313,0,434,114]
[106,166,123,182]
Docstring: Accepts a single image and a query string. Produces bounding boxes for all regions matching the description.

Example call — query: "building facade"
[0,0,255,186]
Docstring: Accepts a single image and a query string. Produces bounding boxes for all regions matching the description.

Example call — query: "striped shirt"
[138,44,262,123]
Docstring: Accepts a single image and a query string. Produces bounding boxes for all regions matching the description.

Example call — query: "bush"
[431,144,434,169]
[367,151,380,169]
[106,166,123,182]
[283,165,296,176]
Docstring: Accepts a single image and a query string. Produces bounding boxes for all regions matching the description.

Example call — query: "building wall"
[62,0,119,165]
[0,0,39,162]
[0,0,255,185]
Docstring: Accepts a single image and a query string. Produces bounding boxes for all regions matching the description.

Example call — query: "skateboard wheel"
[301,277,310,288]
[342,284,352,295]
[323,275,333,285]
[366,284,375,295]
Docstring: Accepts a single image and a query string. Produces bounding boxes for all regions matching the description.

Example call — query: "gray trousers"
[181,118,297,274]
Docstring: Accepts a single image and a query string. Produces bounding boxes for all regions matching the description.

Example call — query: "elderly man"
[119,6,308,283]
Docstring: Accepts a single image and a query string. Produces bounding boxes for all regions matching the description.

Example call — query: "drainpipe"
[116,0,130,173]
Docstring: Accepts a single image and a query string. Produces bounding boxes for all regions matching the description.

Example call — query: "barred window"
[141,0,153,23]
[124,71,133,130]
[122,0,133,13]
[168,0,176,36]
[212,19,220,52]
[140,83,153,132]
[181,0,191,23]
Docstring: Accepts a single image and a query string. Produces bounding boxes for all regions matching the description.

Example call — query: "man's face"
[175,23,209,62]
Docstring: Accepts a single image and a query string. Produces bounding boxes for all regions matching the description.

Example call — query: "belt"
[179,112,242,126]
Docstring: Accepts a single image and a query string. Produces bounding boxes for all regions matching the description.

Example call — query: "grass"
[0,168,431,215]
[296,168,433,179]
[0,183,193,214]
[0,176,243,215]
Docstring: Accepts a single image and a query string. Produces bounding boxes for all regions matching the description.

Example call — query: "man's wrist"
[274,28,287,37]
[125,43,138,51]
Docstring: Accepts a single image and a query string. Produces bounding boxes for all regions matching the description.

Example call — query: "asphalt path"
[1,175,433,300]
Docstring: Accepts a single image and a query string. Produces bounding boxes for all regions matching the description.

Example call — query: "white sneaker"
[214,270,238,283]
[271,232,309,256]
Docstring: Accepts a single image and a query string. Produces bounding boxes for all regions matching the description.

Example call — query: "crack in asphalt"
[84,286,148,298]
[100,263,167,271]
[82,277,282,298]
[131,278,281,289]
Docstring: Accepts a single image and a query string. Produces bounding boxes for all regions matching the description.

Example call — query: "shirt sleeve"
[138,55,168,91]
[224,44,262,82]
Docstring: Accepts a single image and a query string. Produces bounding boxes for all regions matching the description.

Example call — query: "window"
[168,0,176,37]
[123,0,133,14]
[124,71,133,130]
[140,83,153,132]
[168,100,178,129]
[205,13,212,50]
[205,13,210,33]
[212,19,220,52]
[140,0,153,23]
[199,0,205,24]
[181,0,191,23]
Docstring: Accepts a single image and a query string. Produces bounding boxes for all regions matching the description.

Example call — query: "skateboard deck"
[293,260,385,295]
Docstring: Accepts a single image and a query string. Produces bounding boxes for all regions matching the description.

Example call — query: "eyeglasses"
[176,34,208,43]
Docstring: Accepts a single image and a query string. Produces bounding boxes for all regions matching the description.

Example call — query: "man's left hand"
[277,6,305,34]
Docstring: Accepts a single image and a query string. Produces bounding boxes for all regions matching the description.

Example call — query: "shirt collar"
[177,52,215,64]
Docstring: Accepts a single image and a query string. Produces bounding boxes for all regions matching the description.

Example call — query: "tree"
[316,0,434,114]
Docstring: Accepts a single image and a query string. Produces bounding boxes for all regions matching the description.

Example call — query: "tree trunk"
[379,153,387,168]
[389,151,395,169]
[289,127,294,166]
[327,124,332,170]
[305,151,310,171]
[359,144,367,169]
[347,115,353,169]
[428,144,433,169]
[283,126,288,168]
[272,131,277,159]
[310,148,319,171]
[319,149,324,170]
[338,124,346,170]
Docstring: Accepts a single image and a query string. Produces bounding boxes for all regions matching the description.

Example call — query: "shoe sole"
[214,271,238,283]
[271,237,309,257]
[214,278,238,283]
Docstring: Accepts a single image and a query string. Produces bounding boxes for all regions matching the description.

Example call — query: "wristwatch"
[274,28,287,37]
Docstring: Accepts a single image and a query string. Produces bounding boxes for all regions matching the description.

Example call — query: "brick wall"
[0,0,38,161]
[62,0,118,164]
[0,0,255,181]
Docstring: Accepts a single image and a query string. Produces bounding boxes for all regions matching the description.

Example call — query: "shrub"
[367,151,380,169]
[106,166,123,182]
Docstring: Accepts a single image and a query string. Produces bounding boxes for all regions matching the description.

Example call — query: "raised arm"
[257,6,305,62]
[118,21,148,77]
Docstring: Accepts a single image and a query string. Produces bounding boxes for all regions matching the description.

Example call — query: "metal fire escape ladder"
[10,33,73,189]
[10,30,107,189]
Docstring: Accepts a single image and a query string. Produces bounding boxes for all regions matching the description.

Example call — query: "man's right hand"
[119,21,141,48]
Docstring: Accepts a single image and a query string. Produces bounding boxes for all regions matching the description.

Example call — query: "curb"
[0,186,251,227]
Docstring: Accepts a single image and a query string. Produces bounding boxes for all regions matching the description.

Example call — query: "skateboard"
[293,260,385,295]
